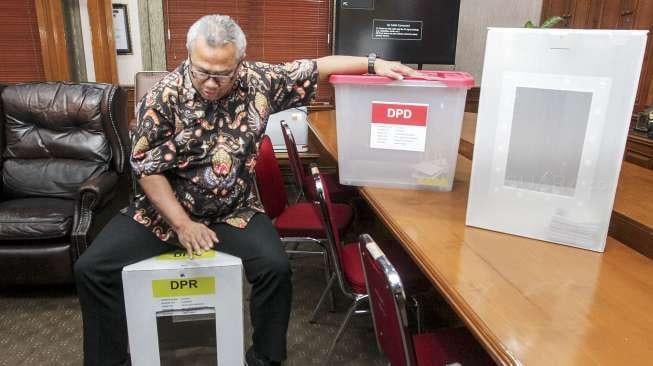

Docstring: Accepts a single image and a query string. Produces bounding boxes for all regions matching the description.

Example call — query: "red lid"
[329,70,474,88]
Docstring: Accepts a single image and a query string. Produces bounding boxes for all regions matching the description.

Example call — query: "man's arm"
[315,55,419,81]
[138,174,218,258]
[131,105,217,258]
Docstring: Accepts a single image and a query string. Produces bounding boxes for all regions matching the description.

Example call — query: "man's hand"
[374,59,420,80]
[137,174,219,258]
[175,220,219,258]
[316,55,420,82]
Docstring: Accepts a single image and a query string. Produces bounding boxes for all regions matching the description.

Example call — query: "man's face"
[188,37,241,102]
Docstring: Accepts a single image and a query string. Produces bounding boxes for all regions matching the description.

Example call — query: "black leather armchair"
[0,82,129,285]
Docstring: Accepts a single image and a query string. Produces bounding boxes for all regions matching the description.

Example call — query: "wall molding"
[34,0,71,81]
[87,0,118,84]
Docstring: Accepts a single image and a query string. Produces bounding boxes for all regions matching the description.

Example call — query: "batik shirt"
[130,59,318,243]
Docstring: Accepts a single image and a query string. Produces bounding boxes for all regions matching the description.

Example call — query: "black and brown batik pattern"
[130,59,318,243]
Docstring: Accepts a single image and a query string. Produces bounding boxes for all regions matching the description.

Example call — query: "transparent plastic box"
[466,28,648,252]
[329,71,474,191]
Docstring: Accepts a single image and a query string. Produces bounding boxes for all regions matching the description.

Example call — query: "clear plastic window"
[504,87,592,196]
[157,308,217,366]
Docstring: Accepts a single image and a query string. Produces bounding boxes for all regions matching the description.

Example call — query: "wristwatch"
[368,53,377,74]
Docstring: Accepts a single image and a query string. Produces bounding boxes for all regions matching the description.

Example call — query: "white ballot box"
[466,28,648,252]
[330,71,474,191]
[123,250,243,365]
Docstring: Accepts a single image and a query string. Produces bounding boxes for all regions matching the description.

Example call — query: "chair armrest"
[71,171,119,256]
[79,171,119,207]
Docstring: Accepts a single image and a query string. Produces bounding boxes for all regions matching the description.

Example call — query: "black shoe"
[245,346,280,366]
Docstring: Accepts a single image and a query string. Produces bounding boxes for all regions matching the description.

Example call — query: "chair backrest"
[132,71,168,130]
[135,71,168,105]
[127,71,170,199]
[311,165,357,296]
[1,82,127,199]
[360,234,415,366]
[254,135,288,219]
[280,120,307,198]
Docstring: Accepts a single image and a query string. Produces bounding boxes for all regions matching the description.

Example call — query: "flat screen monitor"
[334,0,461,65]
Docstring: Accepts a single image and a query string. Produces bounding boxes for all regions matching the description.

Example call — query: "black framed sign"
[334,0,461,64]
[112,4,132,55]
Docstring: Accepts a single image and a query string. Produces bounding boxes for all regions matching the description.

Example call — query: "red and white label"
[371,102,428,126]
[370,102,429,152]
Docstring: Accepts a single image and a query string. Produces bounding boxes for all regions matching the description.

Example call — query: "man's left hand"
[374,60,420,80]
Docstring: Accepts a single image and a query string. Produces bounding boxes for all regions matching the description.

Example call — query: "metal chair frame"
[309,166,370,363]
[360,233,416,365]
[280,119,308,203]
[253,136,338,312]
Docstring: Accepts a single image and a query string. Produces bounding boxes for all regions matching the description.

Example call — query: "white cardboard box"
[266,107,309,152]
[123,250,244,365]
[466,28,648,252]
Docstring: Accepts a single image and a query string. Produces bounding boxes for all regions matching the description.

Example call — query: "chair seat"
[274,202,353,238]
[303,172,356,203]
[412,327,494,366]
[0,198,75,240]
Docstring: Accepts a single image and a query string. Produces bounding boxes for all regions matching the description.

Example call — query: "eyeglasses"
[189,59,241,86]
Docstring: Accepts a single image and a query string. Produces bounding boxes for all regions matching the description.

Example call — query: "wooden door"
[542,0,652,112]
[541,0,594,28]
[632,1,653,111]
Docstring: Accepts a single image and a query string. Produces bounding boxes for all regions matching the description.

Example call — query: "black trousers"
[74,212,291,366]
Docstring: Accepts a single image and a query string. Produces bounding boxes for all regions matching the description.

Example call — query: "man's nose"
[205,77,220,88]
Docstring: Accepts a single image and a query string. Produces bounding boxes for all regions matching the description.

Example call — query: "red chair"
[310,165,434,362]
[309,166,369,363]
[360,234,495,366]
[255,135,354,239]
[280,120,356,203]
[254,135,355,311]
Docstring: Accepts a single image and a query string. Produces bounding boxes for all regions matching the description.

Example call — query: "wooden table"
[307,110,653,366]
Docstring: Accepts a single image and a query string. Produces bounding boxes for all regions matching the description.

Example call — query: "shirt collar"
[179,59,198,104]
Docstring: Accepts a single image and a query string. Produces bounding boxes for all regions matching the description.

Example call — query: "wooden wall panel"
[163,0,333,103]
[542,0,653,117]
[633,0,653,111]
[0,1,46,83]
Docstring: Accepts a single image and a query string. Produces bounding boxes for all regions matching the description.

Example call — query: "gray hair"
[186,15,247,59]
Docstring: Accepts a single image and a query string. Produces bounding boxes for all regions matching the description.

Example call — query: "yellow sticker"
[156,250,216,260]
[152,277,215,297]
[416,177,449,186]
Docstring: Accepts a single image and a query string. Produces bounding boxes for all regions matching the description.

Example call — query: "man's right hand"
[136,174,219,258]
[175,220,219,258]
